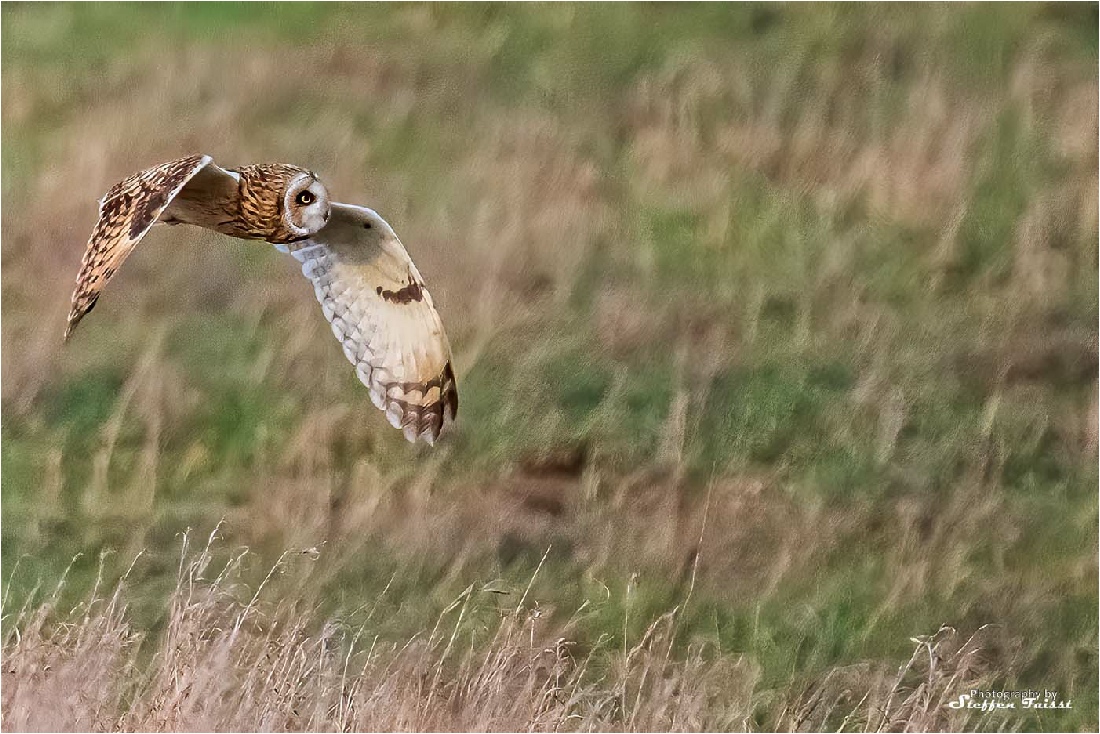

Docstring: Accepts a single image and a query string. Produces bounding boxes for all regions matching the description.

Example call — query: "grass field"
[2,3,1097,730]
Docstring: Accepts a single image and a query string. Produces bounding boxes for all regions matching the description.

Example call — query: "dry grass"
[3,533,1004,733]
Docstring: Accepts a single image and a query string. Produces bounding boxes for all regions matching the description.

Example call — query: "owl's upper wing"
[277,203,458,445]
[65,155,238,340]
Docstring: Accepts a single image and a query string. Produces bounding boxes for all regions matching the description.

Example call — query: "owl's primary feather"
[65,155,329,339]
[276,203,458,445]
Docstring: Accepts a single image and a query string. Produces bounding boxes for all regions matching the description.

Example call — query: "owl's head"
[234,163,332,243]
[282,170,331,238]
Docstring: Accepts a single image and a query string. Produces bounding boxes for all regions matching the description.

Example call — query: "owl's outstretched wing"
[65,155,238,340]
[277,203,458,445]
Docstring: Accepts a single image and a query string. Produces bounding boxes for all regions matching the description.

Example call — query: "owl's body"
[65,155,457,444]
[166,162,330,244]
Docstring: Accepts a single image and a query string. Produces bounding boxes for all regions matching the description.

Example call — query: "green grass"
[2,2,1097,730]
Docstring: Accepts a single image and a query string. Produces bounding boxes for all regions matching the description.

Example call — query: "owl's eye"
[296,191,315,206]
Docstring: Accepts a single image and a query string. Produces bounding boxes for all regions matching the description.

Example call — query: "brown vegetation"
[3,535,1002,732]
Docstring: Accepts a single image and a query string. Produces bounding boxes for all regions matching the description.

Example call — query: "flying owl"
[65,155,458,444]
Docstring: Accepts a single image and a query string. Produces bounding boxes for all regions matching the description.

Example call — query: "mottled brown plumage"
[228,163,327,244]
[65,155,330,339]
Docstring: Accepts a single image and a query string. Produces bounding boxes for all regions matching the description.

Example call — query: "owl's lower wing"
[278,208,457,445]
[65,154,235,339]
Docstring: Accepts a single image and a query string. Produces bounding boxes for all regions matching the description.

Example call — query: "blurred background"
[2,2,1097,729]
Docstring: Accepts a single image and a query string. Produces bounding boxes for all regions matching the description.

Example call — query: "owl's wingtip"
[63,316,76,342]
[64,303,91,343]
[64,291,100,342]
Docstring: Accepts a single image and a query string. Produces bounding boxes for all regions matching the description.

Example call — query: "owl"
[65,155,457,444]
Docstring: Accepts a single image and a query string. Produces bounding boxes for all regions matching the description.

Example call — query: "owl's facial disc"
[284,173,331,236]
